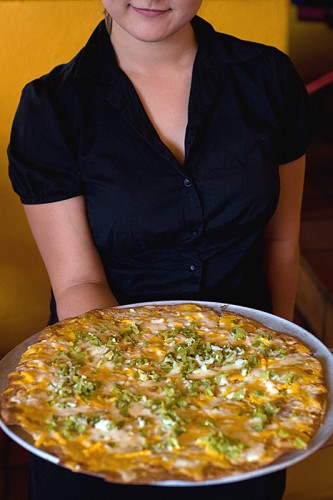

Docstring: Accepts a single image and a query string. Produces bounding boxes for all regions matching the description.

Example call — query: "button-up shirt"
[8,16,311,322]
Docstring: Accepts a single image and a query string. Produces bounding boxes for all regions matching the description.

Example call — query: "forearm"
[264,240,300,322]
[22,198,120,322]
[263,157,305,322]
[55,282,119,321]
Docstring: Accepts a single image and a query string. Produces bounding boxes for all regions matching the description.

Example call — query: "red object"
[298,6,328,21]
[306,70,333,94]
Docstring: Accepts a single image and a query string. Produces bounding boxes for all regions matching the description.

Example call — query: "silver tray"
[1,300,333,486]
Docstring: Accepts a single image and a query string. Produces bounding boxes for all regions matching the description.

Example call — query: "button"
[189,264,198,271]
[184,178,191,188]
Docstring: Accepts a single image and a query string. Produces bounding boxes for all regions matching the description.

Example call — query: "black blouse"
[8,16,311,322]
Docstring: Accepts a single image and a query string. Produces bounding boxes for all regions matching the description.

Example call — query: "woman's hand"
[23,196,118,320]
[264,155,306,321]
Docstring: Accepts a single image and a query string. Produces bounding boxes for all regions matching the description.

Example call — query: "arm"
[264,155,306,321]
[23,196,118,321]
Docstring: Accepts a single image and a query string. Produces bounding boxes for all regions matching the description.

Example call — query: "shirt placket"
[97,52,225,297]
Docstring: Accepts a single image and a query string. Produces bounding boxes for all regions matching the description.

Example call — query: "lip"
[131,6,170,18]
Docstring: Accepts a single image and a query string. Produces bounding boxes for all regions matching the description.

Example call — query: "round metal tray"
[1,300,332,486]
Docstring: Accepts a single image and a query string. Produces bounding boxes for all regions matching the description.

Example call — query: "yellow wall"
[0,0,289,354]
[200,0,289,51]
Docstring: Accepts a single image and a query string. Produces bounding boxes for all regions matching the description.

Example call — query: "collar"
[73,15,267,83]
[71,17,228,169]
[71,16,266,169]
[75,16,220,81]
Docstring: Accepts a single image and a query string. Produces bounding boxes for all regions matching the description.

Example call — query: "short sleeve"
[273,51,312,165]
[8,79,82,204]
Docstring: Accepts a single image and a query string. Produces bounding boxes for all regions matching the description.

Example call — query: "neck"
[110,23,197,76]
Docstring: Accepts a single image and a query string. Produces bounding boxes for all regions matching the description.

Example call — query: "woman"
[8,1,310,498]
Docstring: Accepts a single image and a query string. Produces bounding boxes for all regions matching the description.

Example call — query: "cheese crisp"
[0,303,327,484]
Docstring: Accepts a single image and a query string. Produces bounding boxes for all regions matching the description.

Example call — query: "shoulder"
[193,16,307,114]
[20,20,108,106]
[214,32,286,67]
[21,60,79,109]
[193,16,295,80]
[19,54,83,125]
